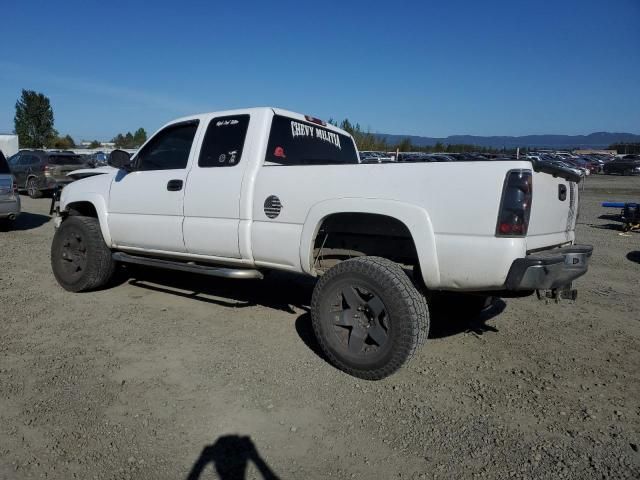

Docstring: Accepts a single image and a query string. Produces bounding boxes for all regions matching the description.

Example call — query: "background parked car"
[603,155,640,175]
[0,150,20,226]
[86,151,109,167]
[359,151,395,163]
[8,150,86,198]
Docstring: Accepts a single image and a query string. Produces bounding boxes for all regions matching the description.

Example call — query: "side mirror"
[108,149,132,170]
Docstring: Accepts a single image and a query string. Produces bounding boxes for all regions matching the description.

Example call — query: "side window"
[18,155,30,166]
[198,115,250,167]
[29,156,41,165]
[135,121,199,171]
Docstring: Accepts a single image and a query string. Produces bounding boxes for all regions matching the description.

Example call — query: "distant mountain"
[375,132,640,149]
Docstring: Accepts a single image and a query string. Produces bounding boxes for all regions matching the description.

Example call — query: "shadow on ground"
[598,213,622,222]
[186,435,280,480]
[589,223,624,231]
[127,266,315,314]
[126,265,507,369]
[427,297,506,339]
[0,212,50,231]
[627,251,640,264]
[295,296,507,364]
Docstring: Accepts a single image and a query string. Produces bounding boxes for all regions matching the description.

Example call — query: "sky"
[1,0,639,141]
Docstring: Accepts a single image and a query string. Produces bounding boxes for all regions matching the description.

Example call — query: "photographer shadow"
[187,435,280,480]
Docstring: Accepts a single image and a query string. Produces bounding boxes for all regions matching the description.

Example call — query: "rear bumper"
[0,198,21,217]
[505,244,593,290]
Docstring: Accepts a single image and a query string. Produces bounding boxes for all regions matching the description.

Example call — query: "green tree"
[340,119,354,135]
[14,89,56,148]
[64,134,76,148]
[88,140,101,149]
[133,128,147,146]
[51,134,76,149]
[398,137,413,152]
[112,133,126,148]
[112,128,147,148]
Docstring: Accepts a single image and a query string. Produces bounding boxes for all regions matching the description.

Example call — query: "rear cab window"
[265,115,358,166]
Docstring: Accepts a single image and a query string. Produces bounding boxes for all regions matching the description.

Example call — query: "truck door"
[108,120,199,252]
[182,114,251,258]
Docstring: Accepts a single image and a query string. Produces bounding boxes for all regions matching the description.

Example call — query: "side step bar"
[112,252,264,280]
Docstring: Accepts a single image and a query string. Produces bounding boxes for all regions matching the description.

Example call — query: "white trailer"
[0,134,19,157]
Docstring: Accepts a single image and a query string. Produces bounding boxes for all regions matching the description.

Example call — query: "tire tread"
[51,216,115,292]
[311,256,429,380]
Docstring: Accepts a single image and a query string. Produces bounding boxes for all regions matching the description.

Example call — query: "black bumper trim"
[505,244,593,290]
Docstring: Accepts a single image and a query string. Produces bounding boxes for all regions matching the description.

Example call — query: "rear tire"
[51,216,115,292]
[27,177,42,199]
[311,256,429,380]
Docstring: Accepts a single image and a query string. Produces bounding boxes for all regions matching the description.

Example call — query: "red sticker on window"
[274,146,286,158]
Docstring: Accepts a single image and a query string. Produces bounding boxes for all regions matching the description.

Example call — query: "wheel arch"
[299,198,440,287]
[62,194,112,246]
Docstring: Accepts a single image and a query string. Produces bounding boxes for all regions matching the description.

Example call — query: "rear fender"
[300,198,440,287]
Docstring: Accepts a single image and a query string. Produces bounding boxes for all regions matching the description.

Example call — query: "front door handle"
[167,179,183,191]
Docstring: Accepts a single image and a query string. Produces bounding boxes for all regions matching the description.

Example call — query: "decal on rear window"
[266,115,358,166]
[291,121,342,150]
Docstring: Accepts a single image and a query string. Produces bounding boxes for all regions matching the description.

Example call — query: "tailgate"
[47,155,84,181]
[526,171,579,250]
[48,164,81,181]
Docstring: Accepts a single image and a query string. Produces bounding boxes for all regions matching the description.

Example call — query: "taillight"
[496,170,532,237]
[12,179,18,193]
[304,115,327,126]
[43,164,52,176]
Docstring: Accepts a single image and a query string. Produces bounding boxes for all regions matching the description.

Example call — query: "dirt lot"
[1,174,638,480]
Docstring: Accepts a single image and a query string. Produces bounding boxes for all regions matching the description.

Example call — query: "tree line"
[329,118,506,153]
[13,89,146,150]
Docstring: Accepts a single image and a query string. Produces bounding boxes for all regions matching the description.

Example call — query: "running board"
[112,252,264,279]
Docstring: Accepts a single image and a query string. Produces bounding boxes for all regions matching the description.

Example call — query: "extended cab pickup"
[52,107,592,379]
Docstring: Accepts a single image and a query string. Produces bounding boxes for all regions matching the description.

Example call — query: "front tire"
[27,177,42,199]
[311,256,429,380]
[51,216,115,292]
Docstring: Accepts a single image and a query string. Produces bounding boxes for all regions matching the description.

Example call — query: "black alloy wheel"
[58,225,89,284]
[328,282,390,356]
[311,256,429,380]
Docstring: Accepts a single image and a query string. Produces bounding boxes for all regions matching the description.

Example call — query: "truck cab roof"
[167,107,351,137]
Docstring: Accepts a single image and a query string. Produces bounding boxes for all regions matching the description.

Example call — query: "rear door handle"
[167,179,183,191]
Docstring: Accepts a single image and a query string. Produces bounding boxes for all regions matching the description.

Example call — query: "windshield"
[48,155,83,165]
[265,115,358,166]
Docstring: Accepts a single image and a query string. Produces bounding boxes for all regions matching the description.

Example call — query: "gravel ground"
[0,174,638,480]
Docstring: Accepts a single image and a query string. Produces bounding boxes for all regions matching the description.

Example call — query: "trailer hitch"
[536,284,577,303]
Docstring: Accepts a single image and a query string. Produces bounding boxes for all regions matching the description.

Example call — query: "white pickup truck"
[51,107,592,379]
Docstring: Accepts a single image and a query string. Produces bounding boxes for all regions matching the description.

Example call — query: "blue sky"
[1,0,638,140]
